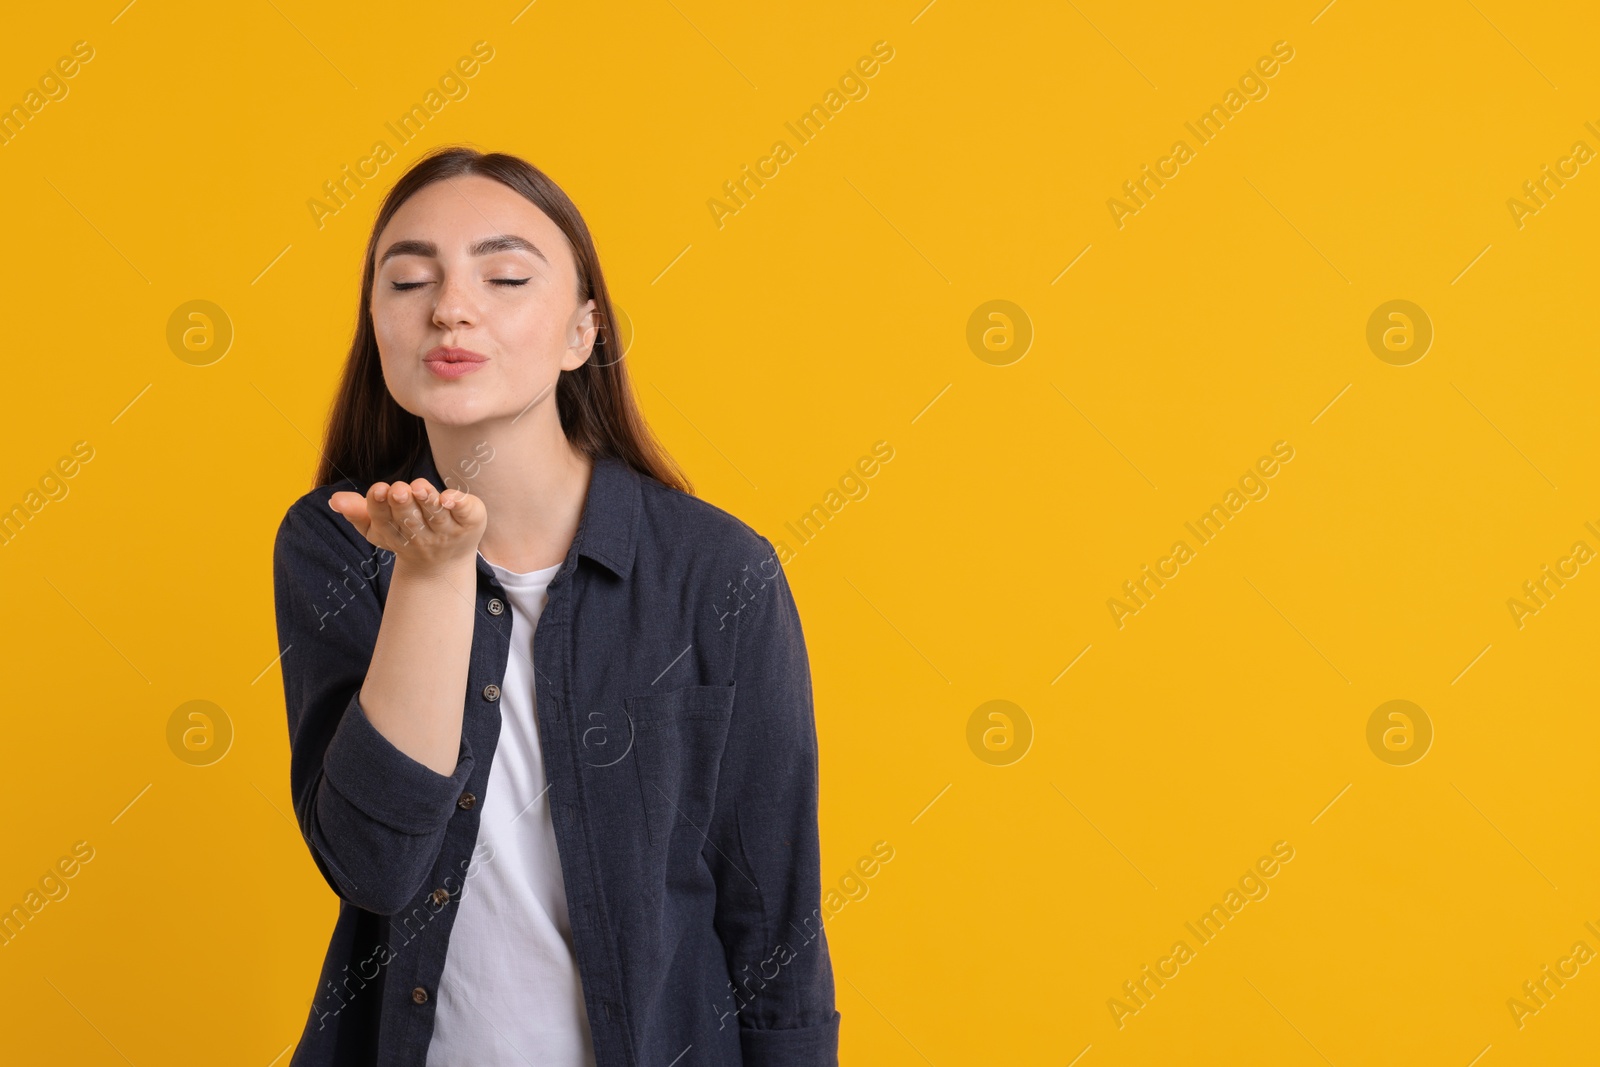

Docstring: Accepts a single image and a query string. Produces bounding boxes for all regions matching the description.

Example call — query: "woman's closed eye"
[390,278,532,291]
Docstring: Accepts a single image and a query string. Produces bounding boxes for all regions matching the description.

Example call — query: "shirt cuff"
[738,1010,841,1067]
[322,690,475,835]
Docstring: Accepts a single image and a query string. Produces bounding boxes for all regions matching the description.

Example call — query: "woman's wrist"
[393,551,479,591]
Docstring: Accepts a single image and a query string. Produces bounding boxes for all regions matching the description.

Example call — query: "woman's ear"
[563,298,598,369]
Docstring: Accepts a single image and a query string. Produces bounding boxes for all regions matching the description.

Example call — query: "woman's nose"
[432,275,479,326]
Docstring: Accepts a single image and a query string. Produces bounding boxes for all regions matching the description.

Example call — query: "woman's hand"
[327,478,487,576]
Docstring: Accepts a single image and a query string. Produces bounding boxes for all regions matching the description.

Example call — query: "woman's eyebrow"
[378,234,550,267]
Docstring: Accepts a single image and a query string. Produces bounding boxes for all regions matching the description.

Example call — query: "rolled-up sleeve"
[702,537,841,1066]
[272,499,475,916]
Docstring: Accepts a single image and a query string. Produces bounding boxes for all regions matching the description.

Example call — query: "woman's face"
[370,173,596,428]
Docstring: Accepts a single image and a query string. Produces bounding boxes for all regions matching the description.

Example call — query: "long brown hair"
[312,144,691,495]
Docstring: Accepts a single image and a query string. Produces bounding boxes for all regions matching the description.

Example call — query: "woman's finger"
[387,480,426,546]
[328,491,371,538]
[439,489,482,530]
[410,478,447,530]
[366,482,404,548]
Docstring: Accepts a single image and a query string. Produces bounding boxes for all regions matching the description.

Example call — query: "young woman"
[272,146,840,1067]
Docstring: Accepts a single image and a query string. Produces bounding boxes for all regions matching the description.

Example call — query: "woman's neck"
[426,424,593,574]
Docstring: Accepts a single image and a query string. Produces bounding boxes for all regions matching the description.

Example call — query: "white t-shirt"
[425,557,598,1067]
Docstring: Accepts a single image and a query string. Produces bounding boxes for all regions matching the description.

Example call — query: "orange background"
[2,1,1598,1063]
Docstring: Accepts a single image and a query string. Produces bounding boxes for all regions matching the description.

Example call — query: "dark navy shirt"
[272,447,840,1066]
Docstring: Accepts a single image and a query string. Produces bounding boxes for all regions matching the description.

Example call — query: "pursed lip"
[425,346,489,364]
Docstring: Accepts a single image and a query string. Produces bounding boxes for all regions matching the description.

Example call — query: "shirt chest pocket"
[624,684,737,848]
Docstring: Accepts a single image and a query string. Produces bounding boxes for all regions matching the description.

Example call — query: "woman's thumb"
[442,490,483,526]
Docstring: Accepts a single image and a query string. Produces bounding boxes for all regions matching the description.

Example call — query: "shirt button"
[487,598,505,616]
[457,792,476,810]
[430,887,450,906]
[412,987,429,1005]
[482,684,501,702]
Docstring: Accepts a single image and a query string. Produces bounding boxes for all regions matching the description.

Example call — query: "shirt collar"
[405,447,641,580]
